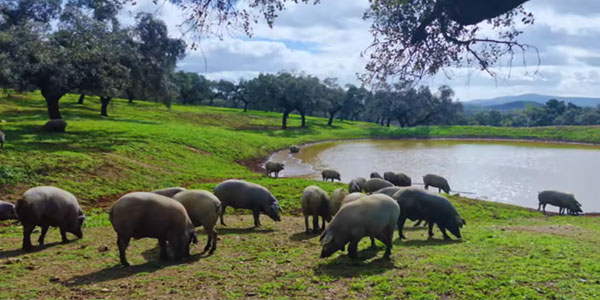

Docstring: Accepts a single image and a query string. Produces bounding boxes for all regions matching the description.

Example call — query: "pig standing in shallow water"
[321,169,341,182]
[16,186,85,251]
[213,180,281,227]
[423,174,451,193]
[265,161,285,178]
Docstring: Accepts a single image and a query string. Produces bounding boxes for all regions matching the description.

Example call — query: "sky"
[121,0,600,101]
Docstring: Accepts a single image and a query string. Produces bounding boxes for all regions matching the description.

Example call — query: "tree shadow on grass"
[396,238,463,247]
[314,247,396,278]
[63,253,206,287]
[2,124,147,153]
[217,227,275,235]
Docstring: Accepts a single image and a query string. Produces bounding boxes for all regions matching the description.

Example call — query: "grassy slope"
[0,92,599,299]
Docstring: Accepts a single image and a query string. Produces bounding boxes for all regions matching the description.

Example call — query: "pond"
[268,139,600,213]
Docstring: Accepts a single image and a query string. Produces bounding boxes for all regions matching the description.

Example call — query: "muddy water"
[268,139,600,212]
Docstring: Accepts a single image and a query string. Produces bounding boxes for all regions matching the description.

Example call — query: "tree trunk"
[301,113,306,128]
[100,97,111,117]
[281,110,290,129]
[77,94,85,104]
[243,101,248,112]
[41,87,64,120]
[380,117,385,126]
[327,112,335,126]
[386,118,391,127]
[209,98,214,106]
[128,94,134,104]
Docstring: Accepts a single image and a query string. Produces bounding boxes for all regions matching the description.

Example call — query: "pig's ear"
[320,231,333,245]
[456,216,465,226]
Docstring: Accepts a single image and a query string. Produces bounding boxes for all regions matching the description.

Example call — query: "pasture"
[1,93,600,299]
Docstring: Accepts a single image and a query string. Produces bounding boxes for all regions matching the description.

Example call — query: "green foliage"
[466,100,600,127]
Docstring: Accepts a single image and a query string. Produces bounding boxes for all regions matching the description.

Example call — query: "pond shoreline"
[245,135,600,216]
[251,135,600,173]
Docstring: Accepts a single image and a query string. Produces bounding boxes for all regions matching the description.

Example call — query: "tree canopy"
[167,0,535,82]
[0,0,185,121]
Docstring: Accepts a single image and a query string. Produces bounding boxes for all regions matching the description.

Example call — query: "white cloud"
[125,0,600,101]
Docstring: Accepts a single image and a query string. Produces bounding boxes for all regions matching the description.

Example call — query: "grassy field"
[1,92,600,299]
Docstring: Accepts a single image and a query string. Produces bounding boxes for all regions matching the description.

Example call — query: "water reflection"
[268,139,600,212]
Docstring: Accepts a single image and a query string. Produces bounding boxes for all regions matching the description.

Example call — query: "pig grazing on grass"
[43,119,67,132]
[152,187,187,198]
[173,190,221,255]
[16,186,85,251]
[348,177,366,193]
[110,192,197,266]
[213,180,281,227]
[0,200,17,220]
[320,194,399,259]
[423,174,451,193]
[538,191,583,215]
[265,161,285,178]
[321,169,341,182]
[329,188,348,215]
[373,186,404,198]
[302,186,332,233]
[340,192,376,248]
[364,178,394,193]
[394,187,465,240]
[370,172,382,179]
[341,192,366,207]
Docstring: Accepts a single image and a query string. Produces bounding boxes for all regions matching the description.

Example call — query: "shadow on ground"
[217,227,275,235]
[64,253,206,286]
[289,231,320,241]
[0,241,65,259]
[314,247,396,278]
[397,238,463,247]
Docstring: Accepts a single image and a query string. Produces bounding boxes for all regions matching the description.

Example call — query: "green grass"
[0,92,600,299]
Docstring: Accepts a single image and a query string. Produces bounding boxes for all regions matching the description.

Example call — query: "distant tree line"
[168,71,463,129]
[459,100,600,127]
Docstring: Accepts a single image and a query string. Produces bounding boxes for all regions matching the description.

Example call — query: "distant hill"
[464,93,600,108]
[464,100,544,113]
